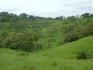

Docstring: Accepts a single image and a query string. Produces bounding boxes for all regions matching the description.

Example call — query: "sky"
[0,0,92,17]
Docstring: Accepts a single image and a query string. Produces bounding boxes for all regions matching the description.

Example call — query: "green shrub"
[77,51,89,60]
[64,23,93,43]
[2,32,42,52]
[17,52,29,56]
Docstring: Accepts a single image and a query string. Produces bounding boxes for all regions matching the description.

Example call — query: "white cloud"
[0,0,92,17]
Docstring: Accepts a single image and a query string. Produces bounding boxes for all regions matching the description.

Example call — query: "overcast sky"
[0,0,92,17]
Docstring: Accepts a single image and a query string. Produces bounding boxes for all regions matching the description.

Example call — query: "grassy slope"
[0,36,93,70]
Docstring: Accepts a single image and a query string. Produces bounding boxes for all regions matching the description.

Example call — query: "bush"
[85,23,93,35]
[77,51,89,60]
[2,32,42,52]
[64,23,93,43]
[64,24,81,43]
[64,32,79,43]
[17,52,29,56]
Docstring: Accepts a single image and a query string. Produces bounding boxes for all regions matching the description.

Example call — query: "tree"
[81,13,90,18]
[28,15,35,20]
[0,12,10,22]
[19,13,28,18]
[55,16,64,20]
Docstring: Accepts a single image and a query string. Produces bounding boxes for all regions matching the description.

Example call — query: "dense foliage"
[0,12,93,51]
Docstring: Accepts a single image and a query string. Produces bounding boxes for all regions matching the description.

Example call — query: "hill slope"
[0,36,93,70]
[38,36,93,59]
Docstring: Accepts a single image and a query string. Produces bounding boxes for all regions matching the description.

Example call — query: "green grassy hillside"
[38,36,93,59]
[0,36,93,70]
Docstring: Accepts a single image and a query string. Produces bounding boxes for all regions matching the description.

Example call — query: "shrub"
[17,52,29,56]
[64,24,81,43]
[64,32,79,43]
[64,23,93,43]
[2,32,42,52]
[52,61,57,67]
[85,23,93,35]
[77,51,89,60]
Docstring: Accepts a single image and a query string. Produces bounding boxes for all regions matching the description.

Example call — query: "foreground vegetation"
[0,36,93,70]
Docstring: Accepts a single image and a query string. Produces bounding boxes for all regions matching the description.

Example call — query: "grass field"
[0,36,93,70]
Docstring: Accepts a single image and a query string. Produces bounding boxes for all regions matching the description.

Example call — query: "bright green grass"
[0,36,93,70]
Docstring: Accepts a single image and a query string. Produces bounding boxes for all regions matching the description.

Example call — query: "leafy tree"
[0,12,10,22]
[81,13,91,18]
[19,13,28,19]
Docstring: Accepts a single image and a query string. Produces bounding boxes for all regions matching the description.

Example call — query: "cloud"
[0,0,92,17]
